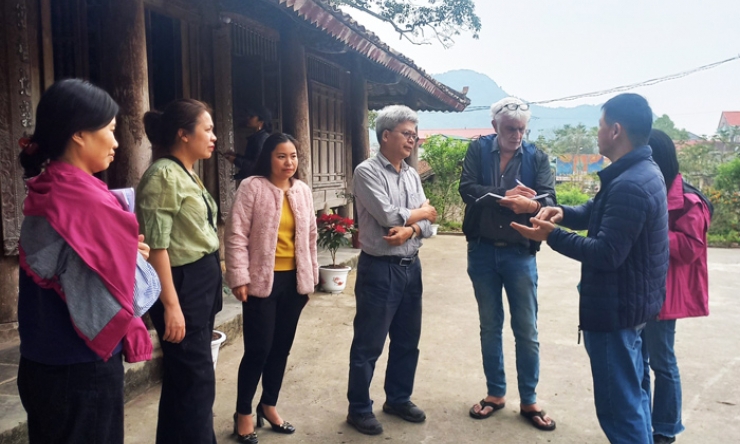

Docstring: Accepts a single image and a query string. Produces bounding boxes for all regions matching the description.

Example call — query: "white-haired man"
[347,105,437,435]
[459,97,557,430]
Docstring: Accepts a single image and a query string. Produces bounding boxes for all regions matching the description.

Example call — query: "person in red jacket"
[642,129,711,444]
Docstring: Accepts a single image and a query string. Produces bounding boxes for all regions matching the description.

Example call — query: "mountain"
[420,70,604,139]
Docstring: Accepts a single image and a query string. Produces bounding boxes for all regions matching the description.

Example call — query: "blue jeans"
[347,252,423,414]
[584,327,653,444]
[467,240,539,405]
[642,319,684,438]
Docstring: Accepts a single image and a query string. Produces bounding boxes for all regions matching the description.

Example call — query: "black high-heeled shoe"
[256,404,296,434]
[233,412,259,444]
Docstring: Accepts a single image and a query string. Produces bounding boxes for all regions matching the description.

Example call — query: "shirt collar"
[492,136,522,156]
[376,151,410,173]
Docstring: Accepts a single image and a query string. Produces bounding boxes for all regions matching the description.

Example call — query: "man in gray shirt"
[346,105,437,435]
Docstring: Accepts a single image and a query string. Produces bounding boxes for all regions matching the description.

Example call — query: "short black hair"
[252,133,299,180]
[602,93,653,148]
[648,129,679,191]
[245,105,273,133]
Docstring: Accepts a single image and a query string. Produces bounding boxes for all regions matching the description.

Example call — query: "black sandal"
[519,409,556,431]
[469,399,505,419]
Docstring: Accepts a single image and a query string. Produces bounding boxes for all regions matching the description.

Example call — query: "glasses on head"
[391,130,419,142]
[494,102,530,116]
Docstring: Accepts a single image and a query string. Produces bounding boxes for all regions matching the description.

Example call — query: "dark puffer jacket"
[547,145,669,332]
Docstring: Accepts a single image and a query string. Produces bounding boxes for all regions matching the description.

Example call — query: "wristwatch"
[410,225,419,239]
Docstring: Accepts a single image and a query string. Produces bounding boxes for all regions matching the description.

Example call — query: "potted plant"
[317,213,356,293]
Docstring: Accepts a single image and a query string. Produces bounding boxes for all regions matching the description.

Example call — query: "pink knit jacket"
[225,177,319,297]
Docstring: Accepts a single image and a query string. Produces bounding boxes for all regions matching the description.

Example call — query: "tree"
[420,135,468,223]
[329,0,481,48]
[547,124,598,156]
[715,157,740,192]
[653,114,690,142]
[678,141,723,189]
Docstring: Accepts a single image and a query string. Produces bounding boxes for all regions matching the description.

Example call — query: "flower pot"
[430,224,439,236]
[319,266,352,293]
[211,330,226,370]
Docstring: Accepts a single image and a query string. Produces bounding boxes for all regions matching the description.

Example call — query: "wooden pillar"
[0,0,41,334]
[212,23,235,222]
[97,0,150,188]
[350,59,369,174]
[280,29,312,189]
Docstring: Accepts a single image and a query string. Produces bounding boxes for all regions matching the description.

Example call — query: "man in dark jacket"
[459,97,557,431]
[513,93,669,443]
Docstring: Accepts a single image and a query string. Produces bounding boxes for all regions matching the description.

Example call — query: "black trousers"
[236,270,308,415]
[17,353,124,444]
[149,252,223,444]
[347,252,423,414]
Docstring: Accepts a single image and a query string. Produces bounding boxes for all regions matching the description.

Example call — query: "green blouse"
[136,158,220,267]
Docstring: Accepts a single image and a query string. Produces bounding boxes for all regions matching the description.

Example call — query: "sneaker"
[654,435,676,444]
[382,401,427,423]
[347,412,383,435]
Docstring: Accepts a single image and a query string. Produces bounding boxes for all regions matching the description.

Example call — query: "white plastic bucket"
[430,224,439,236]
[211,330,226,370]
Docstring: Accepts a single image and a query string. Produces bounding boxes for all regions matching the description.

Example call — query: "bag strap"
[163,156,217,232]
[682,179,714,220]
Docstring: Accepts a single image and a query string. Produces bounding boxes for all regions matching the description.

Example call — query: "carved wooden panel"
[212,24,235,221]
[1,1,39,256]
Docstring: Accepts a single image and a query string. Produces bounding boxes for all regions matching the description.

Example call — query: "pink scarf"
[20,161,151,362]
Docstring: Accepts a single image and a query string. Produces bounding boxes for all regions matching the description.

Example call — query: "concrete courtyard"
[124,235,740,443]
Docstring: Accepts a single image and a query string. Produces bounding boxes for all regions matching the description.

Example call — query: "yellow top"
[274,196,296,271]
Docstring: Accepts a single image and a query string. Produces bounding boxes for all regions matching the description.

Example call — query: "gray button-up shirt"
[353,152,432,257]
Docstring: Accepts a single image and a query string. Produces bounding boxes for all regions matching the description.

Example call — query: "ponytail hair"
[19,79,119,178]
[143,98,212,160]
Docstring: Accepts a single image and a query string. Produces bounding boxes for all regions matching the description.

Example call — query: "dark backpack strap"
[478,135,495,186]
[682,179,714,220]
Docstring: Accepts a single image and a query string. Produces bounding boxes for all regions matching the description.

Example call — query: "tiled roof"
[275,0,470,112]
[720,111,740,128]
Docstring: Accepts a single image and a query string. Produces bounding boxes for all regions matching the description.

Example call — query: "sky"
[344,0,740,137]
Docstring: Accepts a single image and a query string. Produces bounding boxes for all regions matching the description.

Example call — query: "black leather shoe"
[382,401,426,423]
[654,435,676,444]
[346,411,383,435]
[233,413,258,444]
[256,404,295,434]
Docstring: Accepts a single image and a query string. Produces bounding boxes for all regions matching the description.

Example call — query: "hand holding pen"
[505,179,536,198]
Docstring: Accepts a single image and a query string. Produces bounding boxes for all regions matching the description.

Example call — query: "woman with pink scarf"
[16,79,160,443]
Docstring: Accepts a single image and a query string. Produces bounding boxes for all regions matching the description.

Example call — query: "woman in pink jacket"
[642,129,711,444]
[225,133,319,444]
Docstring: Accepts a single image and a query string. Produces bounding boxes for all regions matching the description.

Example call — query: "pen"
[515,179,526,187]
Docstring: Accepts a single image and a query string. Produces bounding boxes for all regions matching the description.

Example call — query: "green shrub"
[555,183,590,206]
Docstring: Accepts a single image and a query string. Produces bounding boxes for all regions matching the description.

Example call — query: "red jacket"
[659,174,711,320]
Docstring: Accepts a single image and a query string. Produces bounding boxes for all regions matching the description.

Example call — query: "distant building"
[418,128,496,145]
[718,111,740,142]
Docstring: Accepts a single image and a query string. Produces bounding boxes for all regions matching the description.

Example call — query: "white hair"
[375,105,418,143]
[490,97,531,124]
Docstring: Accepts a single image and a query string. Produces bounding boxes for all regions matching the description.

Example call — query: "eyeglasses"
[494,102,530,116]
[390,130,419,142]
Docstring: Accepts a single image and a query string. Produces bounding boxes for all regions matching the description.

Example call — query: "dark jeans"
[17,353,124,444]
[149,252,222,444]
[347,252,423,414]
[237,270,308,415]
[584,326,652,444]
